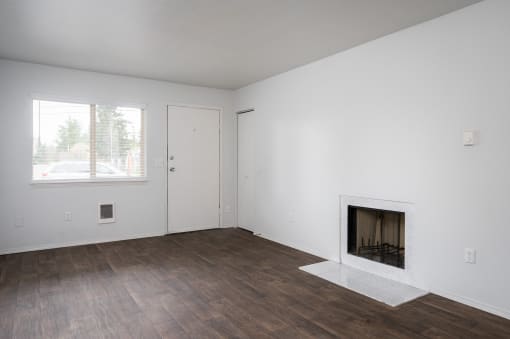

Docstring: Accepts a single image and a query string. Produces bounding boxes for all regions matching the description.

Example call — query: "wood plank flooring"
[0,228,509,338]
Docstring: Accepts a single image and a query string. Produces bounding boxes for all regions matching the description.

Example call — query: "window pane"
[32,100,145,182]
[33,100,90,180]
[95,105,144,178]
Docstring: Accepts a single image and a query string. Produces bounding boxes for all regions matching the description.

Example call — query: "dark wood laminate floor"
[1,229,509,338]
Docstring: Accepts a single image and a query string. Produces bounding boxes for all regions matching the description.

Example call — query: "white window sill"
[31,178,148,185]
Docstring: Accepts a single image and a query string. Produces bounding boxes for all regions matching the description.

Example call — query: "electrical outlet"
[464,248,476,264]
[64,212,72,222]
[463,130,478,146]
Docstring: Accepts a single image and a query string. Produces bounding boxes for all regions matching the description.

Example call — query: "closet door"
[237,111,256,231]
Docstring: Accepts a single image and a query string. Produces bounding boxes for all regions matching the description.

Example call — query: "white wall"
[235,0,510,318]
[0,60,236,253]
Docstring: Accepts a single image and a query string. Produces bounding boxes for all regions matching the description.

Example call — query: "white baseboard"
[255,232,337,262]
[251,233,510,321]
[0,231,165,255]
[429,289,510,320]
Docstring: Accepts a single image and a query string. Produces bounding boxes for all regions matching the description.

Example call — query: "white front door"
[237,111,256,231]
[167,105,220,233]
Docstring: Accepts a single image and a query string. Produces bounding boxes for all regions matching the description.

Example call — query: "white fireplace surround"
[340,195,419,287]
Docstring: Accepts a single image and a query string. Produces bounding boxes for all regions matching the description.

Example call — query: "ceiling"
[0,0,481,89]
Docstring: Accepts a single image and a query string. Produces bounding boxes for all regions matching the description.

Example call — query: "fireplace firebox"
[347,205,405,269]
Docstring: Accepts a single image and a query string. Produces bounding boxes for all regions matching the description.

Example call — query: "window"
[33,99,145,181]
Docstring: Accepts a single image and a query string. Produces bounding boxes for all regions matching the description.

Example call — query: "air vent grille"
[98,203,115,224]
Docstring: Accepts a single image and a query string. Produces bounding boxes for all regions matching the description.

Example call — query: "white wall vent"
[98,202,115,224]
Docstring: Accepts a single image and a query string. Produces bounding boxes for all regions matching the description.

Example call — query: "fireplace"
[347,205,405,269]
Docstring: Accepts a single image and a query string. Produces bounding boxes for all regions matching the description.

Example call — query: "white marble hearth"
[300,261,428,307]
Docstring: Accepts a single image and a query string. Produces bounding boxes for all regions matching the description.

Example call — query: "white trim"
[255,226,509,320]
[256,232,329,261]
[0,231,164,256]
[235,112,239,228]
[141,107,148,178]
[432,288,510,320]
[31,92,147,110]
[235,108,255,229]
[166,103,223,234]
[339,195,421,288]
[218,107,224,228]
[166,105,169,233]
[165,102,222,112]
[31,178,148,185]
[167,225,220,234]
[31,96,148,182]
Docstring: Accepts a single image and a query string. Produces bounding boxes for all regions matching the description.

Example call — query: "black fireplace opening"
[347,205,405,269]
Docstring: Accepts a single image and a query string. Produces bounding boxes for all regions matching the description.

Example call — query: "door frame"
[235,108,255,230]
[166,103,223,234]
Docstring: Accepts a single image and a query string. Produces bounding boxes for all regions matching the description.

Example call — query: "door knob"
[169,167,176,172]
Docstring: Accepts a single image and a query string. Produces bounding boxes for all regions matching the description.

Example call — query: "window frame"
[31,95,148,184]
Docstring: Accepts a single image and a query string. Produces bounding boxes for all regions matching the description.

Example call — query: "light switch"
[463,130,476,146]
